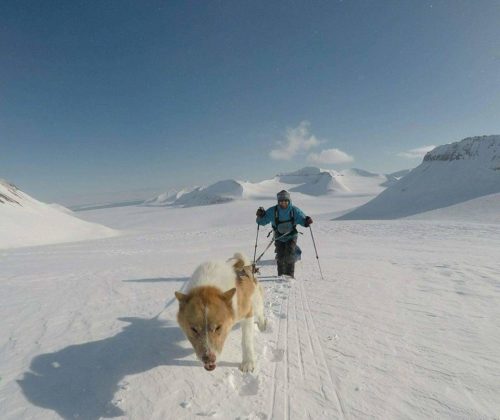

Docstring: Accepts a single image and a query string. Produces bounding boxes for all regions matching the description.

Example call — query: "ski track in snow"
[146,271,346,420]
[263,274,345,419]
[2,212,500,419]
[49,267,345,419]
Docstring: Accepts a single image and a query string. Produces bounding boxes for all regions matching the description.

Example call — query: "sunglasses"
[278,199,289,203]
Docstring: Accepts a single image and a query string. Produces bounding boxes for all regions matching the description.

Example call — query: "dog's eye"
[215,325,221,332]
[191,326,198,334]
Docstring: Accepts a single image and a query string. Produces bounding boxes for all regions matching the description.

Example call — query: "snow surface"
[0,180,118,250]
[339,136,500,220]
[1,193,499,419]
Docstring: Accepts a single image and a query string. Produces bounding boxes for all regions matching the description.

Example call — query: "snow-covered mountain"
[381,168,412,187]
[147,166,408,207]
[275,167,349,195]
[0,179,118,249]
[144,189,182,206]
[338,135,500,220]
[146,180,245,207]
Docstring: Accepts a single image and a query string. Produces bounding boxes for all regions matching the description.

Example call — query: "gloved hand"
[304,216,313,227]
[256,207,266,218]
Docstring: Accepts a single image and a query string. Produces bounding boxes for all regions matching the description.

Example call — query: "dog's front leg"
[240,316,256,372]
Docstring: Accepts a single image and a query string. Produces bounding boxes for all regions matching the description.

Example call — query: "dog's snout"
[202,352,217,371]
[202,352,216,364]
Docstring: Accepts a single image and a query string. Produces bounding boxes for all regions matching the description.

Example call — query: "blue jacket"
[256,202,307,242]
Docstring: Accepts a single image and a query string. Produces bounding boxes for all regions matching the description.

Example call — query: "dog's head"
[175,286,236,371]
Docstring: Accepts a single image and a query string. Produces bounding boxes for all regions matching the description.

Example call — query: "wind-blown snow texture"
[338,136,500,220]
[1,194,499,419]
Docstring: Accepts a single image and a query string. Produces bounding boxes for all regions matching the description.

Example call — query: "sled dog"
[175,252,267,372]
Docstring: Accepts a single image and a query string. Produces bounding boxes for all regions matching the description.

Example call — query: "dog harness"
[273,205,297,236]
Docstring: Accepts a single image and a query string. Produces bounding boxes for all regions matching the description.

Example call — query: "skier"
[256,190,313,278]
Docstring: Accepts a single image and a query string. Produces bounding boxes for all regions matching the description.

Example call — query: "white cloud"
[269,121,321,160]
[307,148,354,165]
[398,145,436,159]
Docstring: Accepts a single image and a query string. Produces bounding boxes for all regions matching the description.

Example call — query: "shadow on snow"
[18,316,196,420]
[257,259,276,266]
[122,277,190,283]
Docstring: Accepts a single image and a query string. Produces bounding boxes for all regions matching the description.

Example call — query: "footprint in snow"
[266,348,284,362]
[196,411,218,417]
[236,413,268,420]
[239,374,260,396]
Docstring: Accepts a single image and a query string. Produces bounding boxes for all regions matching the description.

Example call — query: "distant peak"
[346,168,380,178]
[0,179,22,206]
[0,179,17,189]
[424,135,500,163]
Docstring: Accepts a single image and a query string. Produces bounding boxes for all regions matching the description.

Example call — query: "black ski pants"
[275,238,297,277]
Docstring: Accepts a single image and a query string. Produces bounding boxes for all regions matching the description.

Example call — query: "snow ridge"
[147,166,406,207]
[0,179,118,249]
[338,135,500,220]
[0,179,24,206]
[424,135,500,168]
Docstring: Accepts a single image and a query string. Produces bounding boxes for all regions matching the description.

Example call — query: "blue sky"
[1,0,499,204]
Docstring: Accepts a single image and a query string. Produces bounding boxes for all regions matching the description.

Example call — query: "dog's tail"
[228,253,260,284]
[227,252,250,270]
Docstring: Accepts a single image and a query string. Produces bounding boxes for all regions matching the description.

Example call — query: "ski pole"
[309,226,325,280]
[254,230,292,265]
[252,225,260,273]
[254,237,275,266]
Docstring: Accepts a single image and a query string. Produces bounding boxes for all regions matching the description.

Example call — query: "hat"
[277,190,290,202]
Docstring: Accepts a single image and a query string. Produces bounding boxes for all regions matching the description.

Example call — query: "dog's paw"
[239,360,256,373]
[257,318,268,332]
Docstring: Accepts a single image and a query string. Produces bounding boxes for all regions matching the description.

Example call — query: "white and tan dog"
[175,253,267,372]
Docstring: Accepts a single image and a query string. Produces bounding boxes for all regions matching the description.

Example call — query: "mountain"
[381,169,412,187]
[0,179,118,249]
[337,135,500,220]
[145,180,245,208]
[147,166,408,207]
[406,192,500,224]
[143,189,182,206]
[275,167,349,195]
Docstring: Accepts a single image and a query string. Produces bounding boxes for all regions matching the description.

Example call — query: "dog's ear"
[222,288,236,302]
[175,291,188,302]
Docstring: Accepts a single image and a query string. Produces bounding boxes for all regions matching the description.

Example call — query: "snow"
[2,143,499,418]
[48,203,74,215]
[424,135,500,166]
[146,166,407,208]
[406,192,500,224]
[143,189,180,206]
[170,180,244,207]
[0,180,118,250]
[1,192,499,419]
[339,136,500,220]
[280,167,350,196]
